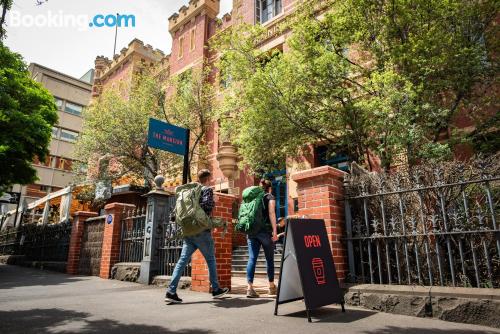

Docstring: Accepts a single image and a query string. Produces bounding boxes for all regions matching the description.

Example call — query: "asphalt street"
[0,264,498,334]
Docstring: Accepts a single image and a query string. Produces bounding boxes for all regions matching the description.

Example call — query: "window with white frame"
[256,0,282,24]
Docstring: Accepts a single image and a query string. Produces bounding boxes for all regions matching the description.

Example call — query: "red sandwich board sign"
[274,218,345,322]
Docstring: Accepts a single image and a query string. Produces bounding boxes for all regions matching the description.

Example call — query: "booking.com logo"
[89,13,135,28]
[8,11,136,31]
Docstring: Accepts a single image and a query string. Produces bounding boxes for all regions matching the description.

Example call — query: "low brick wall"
[345,284,500,329]
[191,193,235,293]
[291,166,348,283]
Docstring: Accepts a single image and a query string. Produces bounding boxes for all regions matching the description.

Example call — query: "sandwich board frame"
[274,218,345,322]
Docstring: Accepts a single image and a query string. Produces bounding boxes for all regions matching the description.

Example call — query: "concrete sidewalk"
[0,264,498,334]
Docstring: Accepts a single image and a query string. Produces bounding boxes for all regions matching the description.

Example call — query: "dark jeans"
[246,231,274,283]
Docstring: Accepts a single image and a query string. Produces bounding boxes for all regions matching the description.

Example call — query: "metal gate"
[157,196,190,276]
[78,217,105,276]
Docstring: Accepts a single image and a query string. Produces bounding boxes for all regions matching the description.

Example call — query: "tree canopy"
[0,42,58,193]
[213,0,499,171]
[75,68,216,186]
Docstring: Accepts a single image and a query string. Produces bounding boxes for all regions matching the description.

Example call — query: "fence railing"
[157,217,189,277]
[344,160,499,288]
[0,221,72,262]
[118,197,189,277]
[157,196,189,277]
[119,208,146,263]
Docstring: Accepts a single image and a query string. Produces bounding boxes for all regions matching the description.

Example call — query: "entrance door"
[270,170,287,219]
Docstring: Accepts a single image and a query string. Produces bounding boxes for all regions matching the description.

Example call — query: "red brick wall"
[170,13,209,75]
[99,203,135,279]
[191,193,236,292]
[291,166,348,284]
[66,211,98,274]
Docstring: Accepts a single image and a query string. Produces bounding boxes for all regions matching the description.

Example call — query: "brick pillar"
[291,166,348,283]
[191,193,235,293]
[99,203,135,279]
[67,211,98,274]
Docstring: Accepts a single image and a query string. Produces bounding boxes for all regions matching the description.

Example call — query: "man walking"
[165,169,229,303]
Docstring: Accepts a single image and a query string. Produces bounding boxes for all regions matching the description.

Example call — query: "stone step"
[232,270,280,278]
[232,265,279,271]
[232,259,281,266]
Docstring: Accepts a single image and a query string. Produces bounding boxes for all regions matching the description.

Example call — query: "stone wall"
[344,285,500,329]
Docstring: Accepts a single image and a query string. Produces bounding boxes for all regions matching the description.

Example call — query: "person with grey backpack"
[165,169,229,303]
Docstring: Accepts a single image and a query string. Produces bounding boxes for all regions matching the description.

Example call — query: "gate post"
[100,203,135,279]
[191,193,235,293]
[291,166,348,284]
[138,176,174,284]
[67,211,97,274]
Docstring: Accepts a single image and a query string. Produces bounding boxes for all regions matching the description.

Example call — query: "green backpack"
[236,186,266,235]
[175,183,210,237]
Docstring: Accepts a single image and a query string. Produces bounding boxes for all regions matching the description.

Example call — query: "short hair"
[197,169,211,183]
[260,179,272,192]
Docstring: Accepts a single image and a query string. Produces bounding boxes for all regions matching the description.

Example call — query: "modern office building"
[11,64,92,203]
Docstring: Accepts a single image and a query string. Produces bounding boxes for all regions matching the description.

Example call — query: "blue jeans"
[167,230,220,293]
[246,231,274,283]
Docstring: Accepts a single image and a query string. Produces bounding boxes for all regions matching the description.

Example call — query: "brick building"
[90,0,314,221]
[90,0,490,225]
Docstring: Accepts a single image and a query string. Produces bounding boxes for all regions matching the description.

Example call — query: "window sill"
[261,11,286,28]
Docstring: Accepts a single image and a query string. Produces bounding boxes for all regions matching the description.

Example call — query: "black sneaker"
[165,292,183,304]
[212,287,230,299]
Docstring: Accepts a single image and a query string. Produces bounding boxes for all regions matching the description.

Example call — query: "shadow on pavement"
[0,265,87,290]
[0,308,215,334]
[358,325,499,334]
[279,306,376,323]
[175,296,274,308]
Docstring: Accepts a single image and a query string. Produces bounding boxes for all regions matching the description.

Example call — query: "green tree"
[163,67,217,180]
[0,43,58,193]
[75,68,216,186]
[0,0,13,40]
[213,0,498,171]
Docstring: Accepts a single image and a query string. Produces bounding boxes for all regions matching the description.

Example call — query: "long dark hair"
[260,179,272,192]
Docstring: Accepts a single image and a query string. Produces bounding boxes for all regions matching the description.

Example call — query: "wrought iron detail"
[344,157,500,288]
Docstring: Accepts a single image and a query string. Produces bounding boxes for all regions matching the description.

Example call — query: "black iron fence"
[0,221,72,262]
[157,196,189,276]
[118,196,189,277]
[344,157,499,288]
[119,208,146,263]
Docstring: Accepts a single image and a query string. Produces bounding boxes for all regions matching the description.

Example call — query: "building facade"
[89,0,343,220]
[91,0,487,221]
[11,64,92,203]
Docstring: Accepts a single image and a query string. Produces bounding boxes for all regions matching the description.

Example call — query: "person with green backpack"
[165,169,229,304]
[236,179,278,298]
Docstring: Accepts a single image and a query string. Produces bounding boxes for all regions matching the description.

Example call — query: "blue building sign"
[147,118,188,156]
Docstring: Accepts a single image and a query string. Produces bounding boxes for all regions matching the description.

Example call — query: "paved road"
[0,265,498,334]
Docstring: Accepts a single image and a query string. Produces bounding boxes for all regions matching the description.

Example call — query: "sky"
[4,0,233,79]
